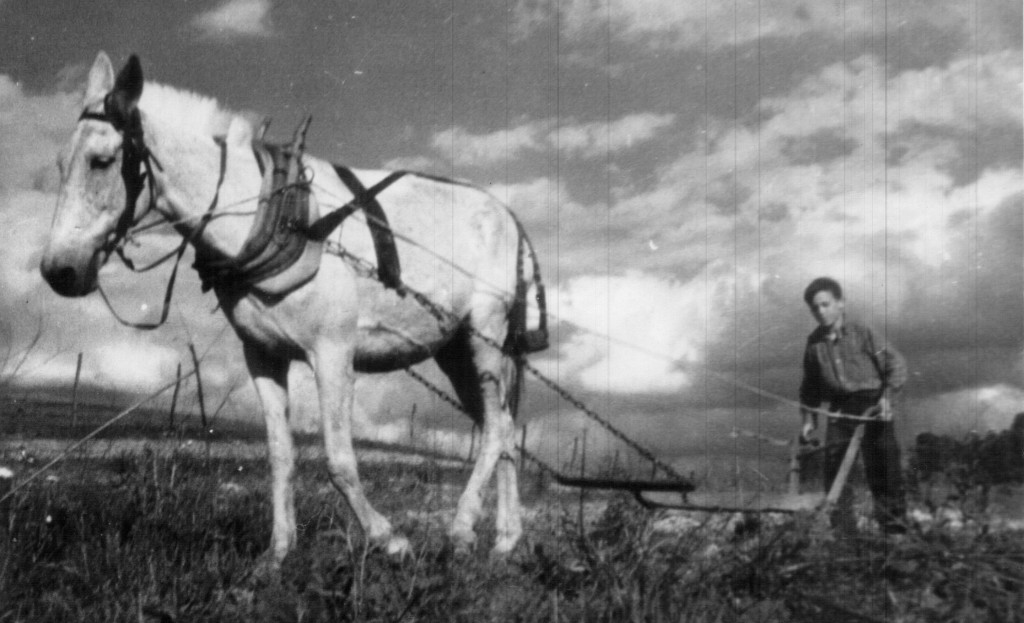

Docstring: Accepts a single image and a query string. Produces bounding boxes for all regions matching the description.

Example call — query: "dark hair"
[803,277,843,306]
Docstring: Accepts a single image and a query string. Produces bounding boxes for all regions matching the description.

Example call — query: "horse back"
[310,161,521,306]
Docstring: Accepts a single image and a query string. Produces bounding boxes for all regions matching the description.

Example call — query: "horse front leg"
[311,341,411,556]
[243,343,297,567]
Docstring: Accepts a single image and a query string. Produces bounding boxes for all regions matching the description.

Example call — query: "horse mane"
[138,81,250,138]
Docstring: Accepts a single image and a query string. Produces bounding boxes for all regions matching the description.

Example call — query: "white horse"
[40,52,547,565]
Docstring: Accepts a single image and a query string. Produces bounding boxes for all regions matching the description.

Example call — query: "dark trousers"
[824,392,906,531]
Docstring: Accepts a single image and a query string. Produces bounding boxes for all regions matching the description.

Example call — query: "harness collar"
[193,137,321,294]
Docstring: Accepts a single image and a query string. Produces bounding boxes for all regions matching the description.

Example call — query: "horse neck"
[142,116,261,260]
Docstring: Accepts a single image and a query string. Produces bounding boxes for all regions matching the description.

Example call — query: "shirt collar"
[826,317,847,341]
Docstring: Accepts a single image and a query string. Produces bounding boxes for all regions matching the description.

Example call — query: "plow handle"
[824,424,865,506]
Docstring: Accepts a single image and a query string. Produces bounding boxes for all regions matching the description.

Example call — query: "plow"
[397,301,872,518]
[633,421,866,514]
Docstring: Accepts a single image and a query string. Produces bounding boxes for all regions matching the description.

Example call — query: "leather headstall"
[80,92,208,331]
[79,91,162,259]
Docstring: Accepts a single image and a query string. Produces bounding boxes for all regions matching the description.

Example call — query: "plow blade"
[637,490,826,514]
[637,424,865,514]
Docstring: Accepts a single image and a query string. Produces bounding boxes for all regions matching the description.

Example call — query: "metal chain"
[405,362,622,485]
[325,241,687,484]
[516,357,688,482]
[517,446,563,480]
[404,366,466,414]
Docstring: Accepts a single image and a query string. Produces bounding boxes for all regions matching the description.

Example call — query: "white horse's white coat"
[41,52,541,564]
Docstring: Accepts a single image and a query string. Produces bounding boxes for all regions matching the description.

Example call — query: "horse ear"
[111,54,144,110]
[84,51,115,104]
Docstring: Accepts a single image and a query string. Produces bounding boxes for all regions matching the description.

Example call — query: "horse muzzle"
[40,249,101,297]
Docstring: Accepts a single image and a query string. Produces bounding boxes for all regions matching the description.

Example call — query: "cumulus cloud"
[192,0,274,40]
[0,190,57,299]
[0,75,78,193]
[758,51,1022,147]
[432,123,540,167]
[86,340,181,392]
[515,0,874,48]
[380,154,439,174]
[501,41,1021,431]
[535,269,737,394]
[431,112,675,167]
[601,51,1021,273]
[486,176,587,225]
[560,113,677,158]
[513,0,1020,53]
[462,53,1016,288]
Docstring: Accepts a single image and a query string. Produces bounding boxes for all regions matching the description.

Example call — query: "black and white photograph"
[0,1,1021,620]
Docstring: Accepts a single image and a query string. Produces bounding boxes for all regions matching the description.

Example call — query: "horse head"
[41,52,150,297]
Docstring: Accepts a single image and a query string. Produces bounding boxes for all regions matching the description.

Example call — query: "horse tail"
[503,211,549,417]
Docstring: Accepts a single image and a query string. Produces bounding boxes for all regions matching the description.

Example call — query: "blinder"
[78,90,161,255]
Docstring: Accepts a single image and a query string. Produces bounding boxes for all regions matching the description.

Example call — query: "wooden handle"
[825,424,864,505]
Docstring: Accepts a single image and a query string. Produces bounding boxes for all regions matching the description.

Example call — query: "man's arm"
[799,344,822,438]
[868,327,908,420]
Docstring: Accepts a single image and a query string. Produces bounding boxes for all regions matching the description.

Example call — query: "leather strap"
[100,138,228,329]
[194,140,315,292]
[307,166,406,291]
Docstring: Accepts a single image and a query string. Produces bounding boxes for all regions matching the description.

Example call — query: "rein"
[82,95,228,329]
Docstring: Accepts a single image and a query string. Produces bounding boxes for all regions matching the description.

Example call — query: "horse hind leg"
[492,356,523,555]
[434,322,523,555]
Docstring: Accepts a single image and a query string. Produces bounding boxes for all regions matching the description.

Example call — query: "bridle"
[79,91,163,259]
[78,92,227,329]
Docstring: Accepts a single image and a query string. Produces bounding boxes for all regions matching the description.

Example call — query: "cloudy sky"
[0,0,1021,481]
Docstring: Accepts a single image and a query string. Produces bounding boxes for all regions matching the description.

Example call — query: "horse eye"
[90,155,116,171]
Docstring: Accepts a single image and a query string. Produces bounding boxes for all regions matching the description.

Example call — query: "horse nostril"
[45,266,80,297]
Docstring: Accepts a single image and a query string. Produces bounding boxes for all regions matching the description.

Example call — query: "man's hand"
[877,395,893,421]
[800,410,818,443]
[801,420,816,441]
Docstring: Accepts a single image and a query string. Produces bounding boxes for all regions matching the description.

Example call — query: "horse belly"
[327,173,514,371]
[352,278,464,373]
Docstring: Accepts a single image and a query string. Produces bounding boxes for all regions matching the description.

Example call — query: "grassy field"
[1,401,1022,622]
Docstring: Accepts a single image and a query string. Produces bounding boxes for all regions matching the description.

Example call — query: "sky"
[0,0,1021,483]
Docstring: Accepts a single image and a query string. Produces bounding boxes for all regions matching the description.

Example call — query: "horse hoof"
[491,535,520,557]
[248,553,283,586]
[451,542,473,559]
[450,529,476,556]
[450,528,477,553]
[385,535,412,558]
